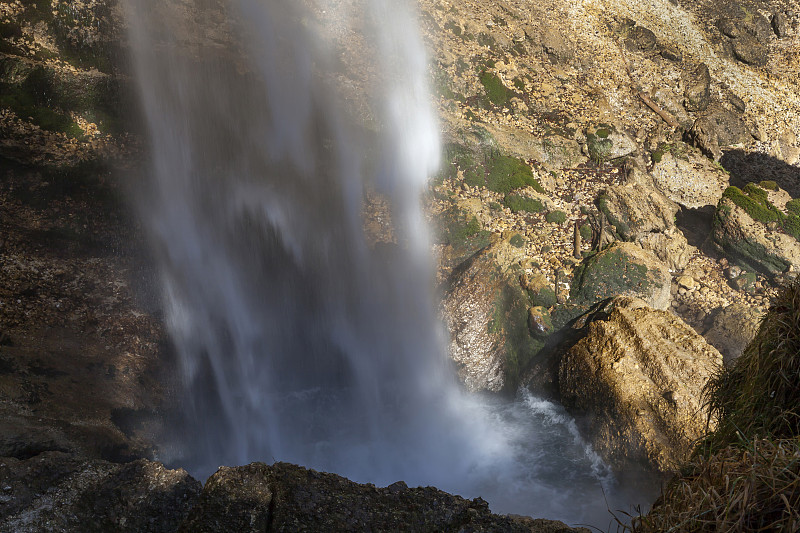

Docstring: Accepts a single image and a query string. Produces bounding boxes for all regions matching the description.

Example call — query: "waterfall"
[124,0,652,525]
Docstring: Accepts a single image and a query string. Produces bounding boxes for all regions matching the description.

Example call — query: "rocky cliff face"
[2,0,799,525]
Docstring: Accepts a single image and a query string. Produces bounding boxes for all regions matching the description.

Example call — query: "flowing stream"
[125,0,656,526]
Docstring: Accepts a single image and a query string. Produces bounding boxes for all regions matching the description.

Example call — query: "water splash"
[125,0,654,525]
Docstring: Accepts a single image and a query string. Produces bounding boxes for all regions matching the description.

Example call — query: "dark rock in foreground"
[0,453,588,532]
[184,462,589,532]
[0,451,201,533]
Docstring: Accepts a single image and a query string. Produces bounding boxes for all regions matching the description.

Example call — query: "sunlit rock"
[560,297,723,474]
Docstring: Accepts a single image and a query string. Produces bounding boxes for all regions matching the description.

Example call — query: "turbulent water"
[126,0,654,526]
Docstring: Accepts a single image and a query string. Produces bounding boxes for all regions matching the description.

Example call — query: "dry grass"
[702,279,800,451]
[632,438,800,532]
[619,280,800,532]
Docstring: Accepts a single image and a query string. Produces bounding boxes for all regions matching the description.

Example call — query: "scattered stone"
[772,12,788,38]
[625,25,659,53]
[731,34,768,66]
[685,106,750,160]
[676,275,696,290]
[660,45,682,62]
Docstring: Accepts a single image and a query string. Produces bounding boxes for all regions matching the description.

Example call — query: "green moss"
[489,201,503,211]
[479,71,509,107]
[509,234,526,248]
[443,20,462,36]
[529,286,557,308]
[486,154,543,194]
[722,185,783,225]
[784,214,800,240]
[579,223,593,241]
[651,149,663,164]
[436,208,491,263]
[503,193,544,214]
[0,82,83,137]
[512,77,525,91]
[786,199,800,217]
[595,127,611,139]
[570,246,651,305]
[545,210,567,224]
[759,180,778,191]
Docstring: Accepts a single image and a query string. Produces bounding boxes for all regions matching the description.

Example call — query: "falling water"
[125,0,655,526]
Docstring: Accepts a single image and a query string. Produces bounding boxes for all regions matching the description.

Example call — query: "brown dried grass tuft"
[632,438,800,533]
[702,279,800,451]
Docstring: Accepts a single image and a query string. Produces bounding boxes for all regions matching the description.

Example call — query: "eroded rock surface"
[559,297,723,474]
[0,452,201,533]
[181,462,589,533]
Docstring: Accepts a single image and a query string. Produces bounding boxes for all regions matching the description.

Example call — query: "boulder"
[442,237,550,392]
[638,227,696,271]
[713,196,800,275]
[181,462,589,532]
[559,297,723,474]
[586,125,638,163]
[731,34,768,66]
[685,106,750,160]
[704,303,762,366]
[0,452,201,533]
[570,242,671,310]
[597,168,679,241]
[540,27,574,63]
[651,142,730,208]
[683,63,711,112]
[484,125,587,174]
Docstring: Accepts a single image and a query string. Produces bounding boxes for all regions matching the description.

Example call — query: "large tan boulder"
[597,168,679,241]
[638,227,696,271]
[559,297,723,474]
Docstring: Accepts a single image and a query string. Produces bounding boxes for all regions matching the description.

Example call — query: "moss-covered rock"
[442,238,557,393]
[570,242,671,310]
[503,193,544,213]
[712,193,800,275]
[585,124,637,164]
